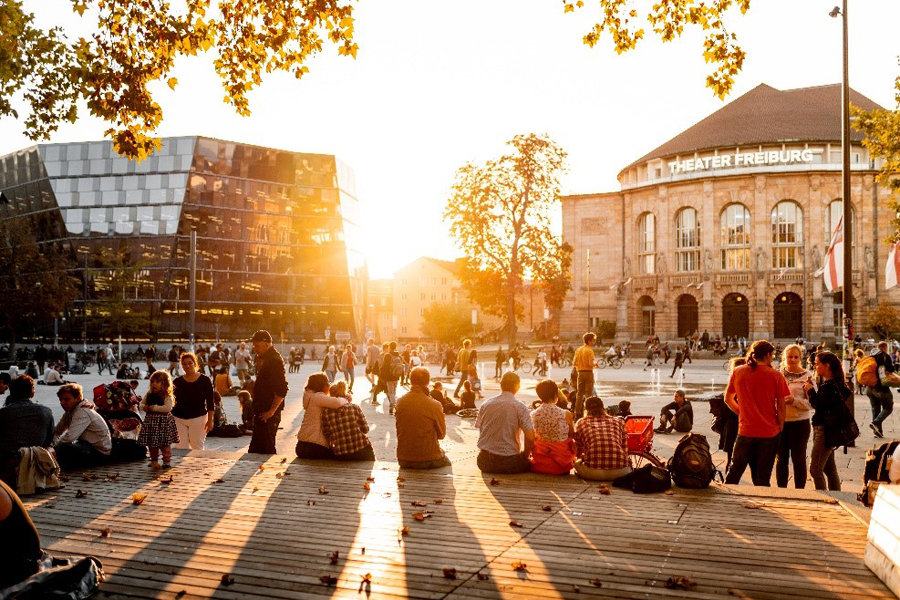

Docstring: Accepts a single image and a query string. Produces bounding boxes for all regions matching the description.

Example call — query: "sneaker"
[870,422,884,438]
[654,426,666,434]
[371,399,380,406]
[161,463,172,470]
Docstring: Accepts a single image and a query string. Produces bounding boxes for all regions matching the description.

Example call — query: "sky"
[2,0,899,278]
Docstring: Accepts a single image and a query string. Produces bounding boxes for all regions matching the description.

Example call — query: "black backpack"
[668,433,717,489]
[612,464,671,494]
[864,440,899,484]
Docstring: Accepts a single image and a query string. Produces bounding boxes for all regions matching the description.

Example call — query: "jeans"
[775,419,811,488]
[174,415,209,450]
[453,373,468,397]
[399,455,451,469]
[867,387,894,428]
[809,425,841,490]
[342,367,355,390]
[725,434,779,486]
[295,440,337,459]
[248,413,281,454]
[325,369,337,382]
[575,370,594,420]
[384,380,398,410]
[477,450,530,474]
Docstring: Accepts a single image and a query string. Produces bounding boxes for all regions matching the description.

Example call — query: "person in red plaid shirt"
[321,382,375,461]
[574,396,631,480]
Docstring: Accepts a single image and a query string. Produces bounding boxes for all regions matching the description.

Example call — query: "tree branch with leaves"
[444,133,572,347]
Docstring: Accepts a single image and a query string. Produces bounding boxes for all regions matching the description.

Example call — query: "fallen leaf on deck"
[664,490,675,495]
[361,547,365,555]
[477,573,490,581]
[400,526,410,536]
[397,482,405,488]
[319,574,338,586]
[81,473,98,481]
[382,492,392,498]
[396,476,405,482]
[511,561,528,572]
[280,457,287,463]
[329,551,339,565]
[105,473,120,482]
[175,591,187,598]
[253,487,259,492]
[413,512,431,521]
[598,485,611,495]
[363,482,371,491]
[131,493,147,505]
[159,475,174,484]
[664,575,696,590]
[220,574,235,586]
[490,478,500,486]
[442,568,457,579]
[258,465,265,471]
[411,500,427,507]
[213,478,224,484]
[590,577,603,587]
[318,486,329,495]
[433,498,443,504]
[99,528,111,538]
[282,471,291,476]
[275,472,284,478]
[743,503,760,509]
[361,573,372,583]
[572,584,580,592]
[509,520,525,528]
[75,489,88,498]
[366,476,375,482]
[541,504,552,511]
[307,500,316,506]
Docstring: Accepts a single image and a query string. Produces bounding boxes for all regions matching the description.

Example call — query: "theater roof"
[623,83,885,173]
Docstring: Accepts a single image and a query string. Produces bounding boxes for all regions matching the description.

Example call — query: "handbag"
[824,390,860,449]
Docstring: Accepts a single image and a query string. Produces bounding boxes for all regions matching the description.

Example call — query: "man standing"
[248,330,288,454]
[380,341,402,415]
[494,347,506,380]
[867,341,895,438]
[234,342,252,384]
[453,339,473,398]
[475,372,534,474]
[395,367,450,469]
[364,338,380,386]
[669,345,685,378]
[573,333,598,420]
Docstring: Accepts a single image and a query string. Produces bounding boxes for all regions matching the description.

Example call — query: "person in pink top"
[296,372,348,459]
[724,340,791,486]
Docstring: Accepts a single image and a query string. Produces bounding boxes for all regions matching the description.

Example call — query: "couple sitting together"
[475,372,630,479]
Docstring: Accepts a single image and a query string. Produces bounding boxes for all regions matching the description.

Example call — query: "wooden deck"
[21,453,893,600]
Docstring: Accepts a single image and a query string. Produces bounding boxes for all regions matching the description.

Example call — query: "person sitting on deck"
[475,372,534,474]
[395,367,450,469]
[655,389,693,434]
[529,379,576,475]
[431,381,460,414]
[321,382,375,462]
[0,376,54,488]
[296,372,348,460]
[53,383,113,471]
[574,396,631,480]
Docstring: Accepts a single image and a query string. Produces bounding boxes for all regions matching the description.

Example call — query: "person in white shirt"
[43,365,66,386]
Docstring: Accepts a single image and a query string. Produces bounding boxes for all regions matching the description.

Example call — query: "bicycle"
[514,360,533,374]
[625,415,666,469]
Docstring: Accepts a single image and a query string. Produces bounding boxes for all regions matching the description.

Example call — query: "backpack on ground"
[668,433,717,489]
[612,464,672,494]
[856,355,879,387]
[857,440,899,507]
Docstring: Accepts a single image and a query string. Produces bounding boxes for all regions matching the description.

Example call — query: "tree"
[868,301,900,340]
[561,0,751,98]
[0,218,79,358]
[595,320,616,345]
[420,302,478,345]
[1,0,357,159]
[444,133,573,348]
[89,248,151,341]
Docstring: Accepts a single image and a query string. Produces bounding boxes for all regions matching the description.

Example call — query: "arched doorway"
[774,292,803,339]
[677,294,698,338]
[638,296,656,336]
[722,293,749,338]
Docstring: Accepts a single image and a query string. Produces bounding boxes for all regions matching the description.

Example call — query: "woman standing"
[776,344,813,488]
[803,351,851,491]
[171,352,215,450]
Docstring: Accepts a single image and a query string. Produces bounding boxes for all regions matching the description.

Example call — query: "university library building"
[559,83,898,343]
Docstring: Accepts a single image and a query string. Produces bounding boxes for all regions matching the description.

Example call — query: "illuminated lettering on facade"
[667,149,815,174]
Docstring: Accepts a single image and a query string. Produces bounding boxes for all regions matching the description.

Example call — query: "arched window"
[637,213,655,274]
[720,204,751,270]
[675,208,700,272]
[825,199,855,247]
[771,201,803,269]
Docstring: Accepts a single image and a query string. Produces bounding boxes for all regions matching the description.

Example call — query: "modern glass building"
[0,136,365,342]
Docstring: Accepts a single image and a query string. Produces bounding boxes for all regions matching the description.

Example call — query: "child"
[617,400,632,418]
[467,364,483,399]
[138,370,180,469]
[237,390,254,431]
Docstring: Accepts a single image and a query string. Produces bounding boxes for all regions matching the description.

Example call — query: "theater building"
[0,136,364,342]
[560,83,898,342]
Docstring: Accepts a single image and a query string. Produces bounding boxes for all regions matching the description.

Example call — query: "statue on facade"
[865,245,875,271]
[657,253,667,274]
[704,248,713,273]
[811,245,822,271]
[623,256,632,277]
[755,247,765,275]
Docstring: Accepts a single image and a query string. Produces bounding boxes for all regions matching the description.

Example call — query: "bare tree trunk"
[506,288,517,349]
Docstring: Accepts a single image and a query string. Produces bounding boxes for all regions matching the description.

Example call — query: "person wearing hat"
[248,330,288,454]
[573,396,631,481]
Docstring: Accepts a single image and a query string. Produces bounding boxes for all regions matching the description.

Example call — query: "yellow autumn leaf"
[167,78,178,90]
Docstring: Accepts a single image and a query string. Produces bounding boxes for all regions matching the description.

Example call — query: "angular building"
[560,84,897,342]
[0,136,364,342]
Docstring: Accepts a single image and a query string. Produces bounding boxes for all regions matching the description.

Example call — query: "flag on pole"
[886,240,900,290]
[823,217,843,292]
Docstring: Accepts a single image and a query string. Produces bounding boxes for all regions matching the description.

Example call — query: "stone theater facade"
[0,137,364,342]
[560,84,898,342]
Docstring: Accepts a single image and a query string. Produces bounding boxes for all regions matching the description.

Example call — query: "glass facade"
[0,137,364,342]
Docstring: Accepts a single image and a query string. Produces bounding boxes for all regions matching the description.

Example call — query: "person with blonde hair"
[138,370,179,469]
[775,344,812,488]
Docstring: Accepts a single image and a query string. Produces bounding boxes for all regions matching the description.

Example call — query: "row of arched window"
[636,200,851,274]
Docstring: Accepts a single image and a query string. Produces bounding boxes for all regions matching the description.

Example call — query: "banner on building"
[886,240,900,290]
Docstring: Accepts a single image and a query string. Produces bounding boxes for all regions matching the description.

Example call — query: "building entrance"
[774,292,803,339]
[722,293,749,338]
[677,295,698,338]
[639,296,656,336]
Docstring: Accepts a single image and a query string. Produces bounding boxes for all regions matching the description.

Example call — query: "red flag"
[886,241,900,290]
[823,217,843,292]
